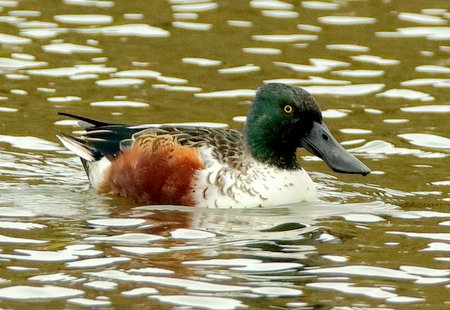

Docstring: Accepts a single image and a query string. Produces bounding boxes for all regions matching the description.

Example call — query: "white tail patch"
[86,157,111,189]
[56,135,95,162]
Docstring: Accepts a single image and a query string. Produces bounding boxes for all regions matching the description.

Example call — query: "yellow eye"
[284,105,293,114]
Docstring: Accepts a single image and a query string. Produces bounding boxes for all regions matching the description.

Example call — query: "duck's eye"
[284,105,293,114]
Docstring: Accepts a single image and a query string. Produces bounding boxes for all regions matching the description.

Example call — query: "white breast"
[193,146,318,208]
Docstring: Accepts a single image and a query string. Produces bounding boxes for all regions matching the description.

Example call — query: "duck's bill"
[299,122,371,176]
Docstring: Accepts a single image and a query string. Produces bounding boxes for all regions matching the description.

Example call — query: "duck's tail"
[57,133,111,189]
[56,133,99,162]
[57,112,113,129]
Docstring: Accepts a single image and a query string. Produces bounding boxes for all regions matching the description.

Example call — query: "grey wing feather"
[120,139,133,151]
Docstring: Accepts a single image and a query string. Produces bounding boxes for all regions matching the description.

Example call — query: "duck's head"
[245,83,370,175]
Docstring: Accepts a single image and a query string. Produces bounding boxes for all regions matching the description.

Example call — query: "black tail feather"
[57,112,140,158]
[57,112,114,127]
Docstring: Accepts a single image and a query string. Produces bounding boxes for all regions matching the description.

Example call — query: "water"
[0,0,449,308]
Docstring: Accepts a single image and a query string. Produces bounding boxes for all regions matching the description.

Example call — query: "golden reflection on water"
[0,0,449,308]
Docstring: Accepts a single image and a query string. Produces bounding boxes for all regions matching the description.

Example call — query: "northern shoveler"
[57,83,370,208]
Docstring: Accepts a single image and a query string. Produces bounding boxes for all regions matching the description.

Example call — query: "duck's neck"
[245,124,299,170]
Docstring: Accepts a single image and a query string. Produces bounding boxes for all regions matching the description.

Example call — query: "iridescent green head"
[245,83,371,175]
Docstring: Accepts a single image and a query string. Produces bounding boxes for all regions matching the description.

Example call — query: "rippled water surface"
[0,0,449,309]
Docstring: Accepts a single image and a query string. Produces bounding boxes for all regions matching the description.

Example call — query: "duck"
[57,83,370,208]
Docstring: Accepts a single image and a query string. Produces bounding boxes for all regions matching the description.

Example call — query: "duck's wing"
[131,126,246,168]
[57,113,246,167]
